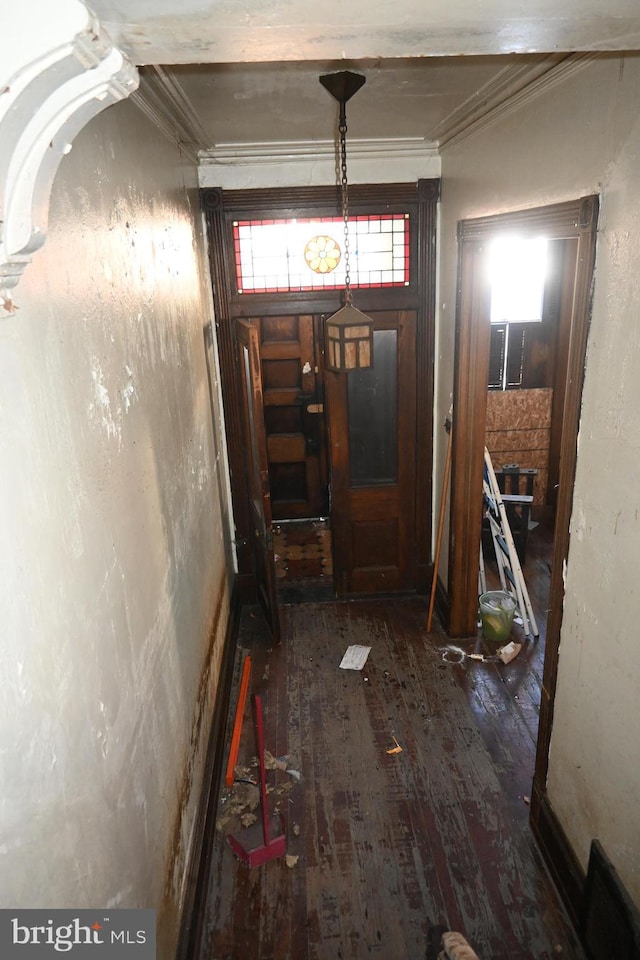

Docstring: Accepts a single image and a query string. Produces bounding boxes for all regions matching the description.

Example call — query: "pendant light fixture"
[319,70,374,373]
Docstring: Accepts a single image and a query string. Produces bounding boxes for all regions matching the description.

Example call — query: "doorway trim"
[449,194,599,920]
[202,181,440,599]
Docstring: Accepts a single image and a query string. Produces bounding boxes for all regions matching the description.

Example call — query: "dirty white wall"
[198,148,440,190]
[437,53,640,902]
[0,95,233,958]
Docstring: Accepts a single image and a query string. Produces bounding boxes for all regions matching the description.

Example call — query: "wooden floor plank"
[198,581,584,960]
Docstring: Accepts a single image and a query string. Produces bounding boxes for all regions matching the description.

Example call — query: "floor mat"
[272,520,334,602]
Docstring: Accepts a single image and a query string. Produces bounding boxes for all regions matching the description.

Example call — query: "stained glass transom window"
[233,215,410,294]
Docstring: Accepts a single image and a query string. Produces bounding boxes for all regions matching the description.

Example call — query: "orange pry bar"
[225,655,252,787]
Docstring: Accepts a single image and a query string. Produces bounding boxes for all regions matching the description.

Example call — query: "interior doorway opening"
[481,231,570,626]
[202,181,439,621]
[449,195,599,893]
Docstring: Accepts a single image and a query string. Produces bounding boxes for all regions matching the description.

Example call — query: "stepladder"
[480,447,539,640]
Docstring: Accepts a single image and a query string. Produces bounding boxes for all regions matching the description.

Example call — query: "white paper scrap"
[339,644,372,670]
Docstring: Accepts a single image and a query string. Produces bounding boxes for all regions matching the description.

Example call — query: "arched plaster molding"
[0,0,139,307]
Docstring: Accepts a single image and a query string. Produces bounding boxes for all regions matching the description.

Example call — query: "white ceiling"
[163,57,552,149]
[89,1,640,153]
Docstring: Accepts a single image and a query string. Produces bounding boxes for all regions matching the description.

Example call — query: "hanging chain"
[339,110,352,305]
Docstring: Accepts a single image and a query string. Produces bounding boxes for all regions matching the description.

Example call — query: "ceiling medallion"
[304,235,341,274]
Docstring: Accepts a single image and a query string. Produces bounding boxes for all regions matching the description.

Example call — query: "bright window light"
[232,214,410,293]
[489,236,548,323]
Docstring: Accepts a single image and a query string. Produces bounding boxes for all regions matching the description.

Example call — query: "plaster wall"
[438,52,640,902]
[0,96,233,957]
[197,149,440,191]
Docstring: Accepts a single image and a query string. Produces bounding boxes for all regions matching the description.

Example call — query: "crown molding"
[438,52,597,150]
[199,137,438,166]
[132,65,210,163]
[0,0,138,308]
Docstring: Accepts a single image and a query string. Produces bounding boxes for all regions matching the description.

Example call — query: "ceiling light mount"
[319,71,366,123]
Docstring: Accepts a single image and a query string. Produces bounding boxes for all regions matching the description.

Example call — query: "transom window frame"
[211,183,425,318]
[232,213,411,295]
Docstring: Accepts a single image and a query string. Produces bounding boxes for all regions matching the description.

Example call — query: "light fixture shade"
[325,304,374,372]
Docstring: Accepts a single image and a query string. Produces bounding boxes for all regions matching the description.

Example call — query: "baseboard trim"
[174,579,243,960]
[530,785,586,931]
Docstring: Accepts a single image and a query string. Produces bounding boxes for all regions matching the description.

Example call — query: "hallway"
[196,535,584,959]
[5,10,640,952]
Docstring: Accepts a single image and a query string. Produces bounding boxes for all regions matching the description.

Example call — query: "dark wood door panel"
[266,434,306,462]
[349,501,401,593]
[254,314,328,520]
[328,310,417,597]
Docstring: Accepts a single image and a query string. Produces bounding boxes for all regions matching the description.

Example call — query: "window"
[348,329,398,486]
[488,236,548,390]
[232,214,410,294]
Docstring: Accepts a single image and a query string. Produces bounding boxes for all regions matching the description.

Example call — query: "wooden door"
[326,310,417,596]
[236,319,281,641]
[254,314,328,520]
[203,181,439,602]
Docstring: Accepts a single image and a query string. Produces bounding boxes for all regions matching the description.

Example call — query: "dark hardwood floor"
[198,516,585,959]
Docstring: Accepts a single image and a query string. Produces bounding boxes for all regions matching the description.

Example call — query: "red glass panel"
[232,214,410,294]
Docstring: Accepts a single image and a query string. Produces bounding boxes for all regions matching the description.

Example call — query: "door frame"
[448,195,599,910]
[236,319,282,642]
[202,181,440,600]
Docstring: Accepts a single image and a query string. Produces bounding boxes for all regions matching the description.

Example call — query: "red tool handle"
[225,655,252,787]
[252,694,270,844]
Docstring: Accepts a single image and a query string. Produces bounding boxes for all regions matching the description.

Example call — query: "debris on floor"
[285,854,299,868]
[217,752,302,836]
[497,640,522,664]
[264,750,289,771]
[386,736,403,755]
[439,930,481,960]
[439,644,475,665]
[215,779,260,832]
[233,763,256,783]
[262,751,301,781]
[339,644,372,670]
[439,640,523,666]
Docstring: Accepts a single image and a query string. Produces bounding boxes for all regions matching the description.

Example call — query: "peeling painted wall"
[0,96,233,958]
[438,53,640,903]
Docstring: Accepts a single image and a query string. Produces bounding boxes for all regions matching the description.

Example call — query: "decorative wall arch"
[0,0,138,308]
